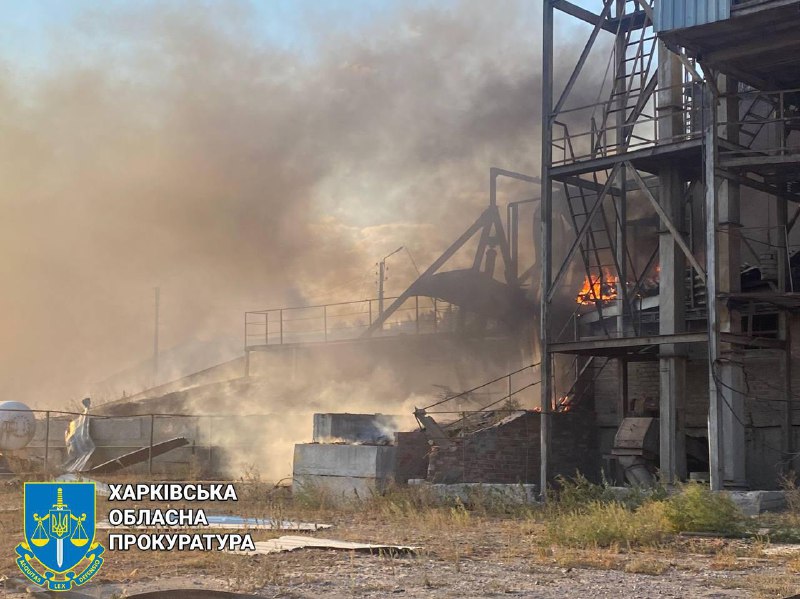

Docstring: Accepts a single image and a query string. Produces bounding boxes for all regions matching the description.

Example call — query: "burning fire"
[556,395,572,412]
[576,268,619,305]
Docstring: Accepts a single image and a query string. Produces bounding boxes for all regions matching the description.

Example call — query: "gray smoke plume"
[0,0,605,406]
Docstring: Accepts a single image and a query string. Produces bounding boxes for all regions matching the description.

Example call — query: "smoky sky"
[0,0,602,405]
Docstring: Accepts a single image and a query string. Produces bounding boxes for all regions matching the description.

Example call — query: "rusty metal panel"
[655,0,731,31]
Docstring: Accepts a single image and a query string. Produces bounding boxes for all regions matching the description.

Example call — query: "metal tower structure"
[540,0,800,492]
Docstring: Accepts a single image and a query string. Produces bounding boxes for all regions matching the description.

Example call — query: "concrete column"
[657,46,687,484]
[716,76,747,488]
[776,181,793,470]
[658,163,687,484]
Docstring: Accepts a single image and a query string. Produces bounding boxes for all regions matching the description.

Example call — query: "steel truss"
[540,0,797,495]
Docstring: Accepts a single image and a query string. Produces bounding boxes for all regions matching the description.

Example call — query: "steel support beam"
[628,164,706,282]
[362,209,490,336]
[540,0,554,501]
[550,332,708,353]
[552,0,616,32]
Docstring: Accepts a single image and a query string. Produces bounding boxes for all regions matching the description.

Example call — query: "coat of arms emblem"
[16,482,105,591]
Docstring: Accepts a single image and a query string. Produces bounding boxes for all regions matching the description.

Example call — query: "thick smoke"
[0,1,604,406]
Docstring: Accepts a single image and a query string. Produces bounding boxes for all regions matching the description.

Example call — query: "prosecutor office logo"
[16,482,105,591]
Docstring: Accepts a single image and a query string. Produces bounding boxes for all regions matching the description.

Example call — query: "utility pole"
[378,260,385,317]
[153,286,160,388]
[377,247,403,318]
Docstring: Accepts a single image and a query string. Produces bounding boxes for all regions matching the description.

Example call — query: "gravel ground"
[0,481,797,598]
[1,545,791,598]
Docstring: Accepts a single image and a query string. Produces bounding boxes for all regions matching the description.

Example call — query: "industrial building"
[539,0,800,492]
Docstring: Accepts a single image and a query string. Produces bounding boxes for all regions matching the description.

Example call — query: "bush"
[545,500,668,548]
[780,471,800,515]
[552,472,666,513]
[553,473,611,511]
[663,483,744,535]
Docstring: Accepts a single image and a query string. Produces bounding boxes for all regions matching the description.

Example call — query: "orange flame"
[576,267,619,305]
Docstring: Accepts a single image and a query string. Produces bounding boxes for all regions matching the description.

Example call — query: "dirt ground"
[0,479,799,598]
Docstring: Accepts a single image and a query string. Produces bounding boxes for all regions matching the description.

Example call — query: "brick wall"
[592,342,800,487]
[394,430,430,483]
[426,410,598,485]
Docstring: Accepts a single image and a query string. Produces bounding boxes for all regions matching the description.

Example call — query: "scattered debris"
[97,515,331,531]
[761,544,800,556]
[234,535,419,555]
[62,399,94,473]
[205,514,331,530]
[87,437,189,474]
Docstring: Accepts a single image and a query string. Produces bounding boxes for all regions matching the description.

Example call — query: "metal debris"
[87,437,189,474]
[62,401,95,473]
[234,535,419,555]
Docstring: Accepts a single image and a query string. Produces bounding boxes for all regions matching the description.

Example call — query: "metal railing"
[718,87,800,160]
[552,81,701,166]
[244,296,466,349]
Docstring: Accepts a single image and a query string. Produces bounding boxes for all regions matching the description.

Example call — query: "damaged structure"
[539,0,800,491]
[25,1,800,496]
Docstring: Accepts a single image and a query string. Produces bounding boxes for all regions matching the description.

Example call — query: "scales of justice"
[30,487,88,568]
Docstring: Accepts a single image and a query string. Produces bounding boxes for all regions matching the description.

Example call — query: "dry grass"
[726,572,800,599]
[551,547,623,570]
[544,500,668,548]
[623,556,669,575]
[787,556,800,573]
[709,552,756,571]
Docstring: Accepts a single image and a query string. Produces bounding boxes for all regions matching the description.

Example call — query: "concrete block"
[312,413,400,444]
[728,490,787,516]
[294,444,395,478]
[292,443,396,497]
[293,474,383,498]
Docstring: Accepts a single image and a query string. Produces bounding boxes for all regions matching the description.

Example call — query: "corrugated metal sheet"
[655,0,731,31]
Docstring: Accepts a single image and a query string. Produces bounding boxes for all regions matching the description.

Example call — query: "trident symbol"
[49,488,71,568]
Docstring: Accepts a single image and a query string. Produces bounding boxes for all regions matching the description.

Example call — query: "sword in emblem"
[50,488,70,568]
